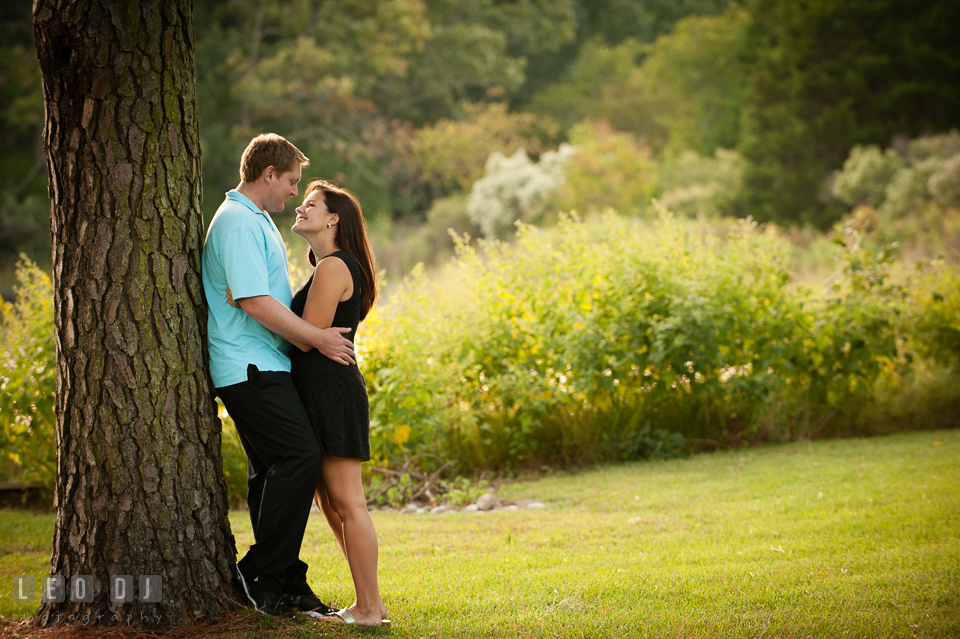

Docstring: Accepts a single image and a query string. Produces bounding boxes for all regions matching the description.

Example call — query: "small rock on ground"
[476,493,498,511]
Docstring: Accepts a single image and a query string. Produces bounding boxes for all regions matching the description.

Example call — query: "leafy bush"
[0,257,56,487]
[464,121,659,238]
[906,267,960,368]
[4,208,958,490]
[928,154,960,210]
[361,212,954,473]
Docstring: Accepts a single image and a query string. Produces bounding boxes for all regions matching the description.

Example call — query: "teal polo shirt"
[202,190,294,388]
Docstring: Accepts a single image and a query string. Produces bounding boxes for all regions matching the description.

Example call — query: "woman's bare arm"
[298,255,354,349]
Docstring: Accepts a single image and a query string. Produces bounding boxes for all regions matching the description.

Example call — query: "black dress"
[290,250,370,461]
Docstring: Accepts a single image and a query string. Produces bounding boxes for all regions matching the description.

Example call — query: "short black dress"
[290,250,370,461]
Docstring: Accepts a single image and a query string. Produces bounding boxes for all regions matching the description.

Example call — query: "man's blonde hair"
[240,133,309,182]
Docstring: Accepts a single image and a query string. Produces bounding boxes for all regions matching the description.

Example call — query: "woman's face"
[292,189,336,236]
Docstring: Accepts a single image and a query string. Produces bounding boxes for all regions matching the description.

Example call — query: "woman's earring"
[327,222,332,228]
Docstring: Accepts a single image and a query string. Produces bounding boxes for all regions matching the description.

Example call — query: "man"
[202,133,352,617]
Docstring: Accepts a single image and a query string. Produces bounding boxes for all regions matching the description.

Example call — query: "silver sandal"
[309,608,392,628]
[333,608,356,624]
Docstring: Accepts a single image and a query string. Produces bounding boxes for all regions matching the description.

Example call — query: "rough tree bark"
[33,0,235,628]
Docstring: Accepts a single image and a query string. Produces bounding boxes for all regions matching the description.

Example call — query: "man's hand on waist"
[315,327,356,365]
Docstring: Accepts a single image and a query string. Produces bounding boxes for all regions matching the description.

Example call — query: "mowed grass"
[1,430,958,638]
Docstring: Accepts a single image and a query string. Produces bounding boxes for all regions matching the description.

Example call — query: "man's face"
[264,164,302,212]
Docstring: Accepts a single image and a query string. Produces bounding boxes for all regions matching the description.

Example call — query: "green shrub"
[361,212,955,473]
[413,103,560,195]
[551,121,658,217]
[831,145,905,208]
[907,267,960,368]
[466,145,574,239]
[0,257,56,488]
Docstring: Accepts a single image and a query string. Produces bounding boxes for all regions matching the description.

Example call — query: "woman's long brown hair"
[304,179,378,319]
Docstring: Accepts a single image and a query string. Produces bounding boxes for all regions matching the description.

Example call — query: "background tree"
[32,0,234,627]
[735,0,960,226]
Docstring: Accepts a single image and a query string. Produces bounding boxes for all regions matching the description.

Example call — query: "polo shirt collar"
[225,189,268,217]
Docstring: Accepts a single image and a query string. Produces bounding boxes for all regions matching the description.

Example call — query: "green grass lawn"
[2,430,958,637]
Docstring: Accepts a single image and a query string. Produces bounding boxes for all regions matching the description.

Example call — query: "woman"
[287,179,387,627]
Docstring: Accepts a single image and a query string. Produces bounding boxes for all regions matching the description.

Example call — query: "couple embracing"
[201,133,388,627]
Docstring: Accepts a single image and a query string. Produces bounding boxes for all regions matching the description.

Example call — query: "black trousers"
[217,364,322,594]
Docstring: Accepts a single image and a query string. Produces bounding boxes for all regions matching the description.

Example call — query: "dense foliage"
[359,213,960,473]
[0,258,55,488]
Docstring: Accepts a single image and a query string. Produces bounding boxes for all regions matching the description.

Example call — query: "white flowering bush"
[466,144,575,239]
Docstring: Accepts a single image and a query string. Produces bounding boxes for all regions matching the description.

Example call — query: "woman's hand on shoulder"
[225,286,242,309]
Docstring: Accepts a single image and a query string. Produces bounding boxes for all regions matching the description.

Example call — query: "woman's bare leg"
[321,456,387,625]
[315,479,345,556]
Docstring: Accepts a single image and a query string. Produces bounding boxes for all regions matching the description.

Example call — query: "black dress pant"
[217,364,322,594]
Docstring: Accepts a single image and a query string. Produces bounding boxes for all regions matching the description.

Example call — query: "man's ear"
[262,166,276,182]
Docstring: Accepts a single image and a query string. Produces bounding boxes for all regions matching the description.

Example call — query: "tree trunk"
[33,0,236,628]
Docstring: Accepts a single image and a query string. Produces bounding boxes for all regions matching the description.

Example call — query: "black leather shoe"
[260,590,297,618]
[282,585,337,615]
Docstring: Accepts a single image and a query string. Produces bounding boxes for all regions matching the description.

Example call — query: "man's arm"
[238,295,355,365]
